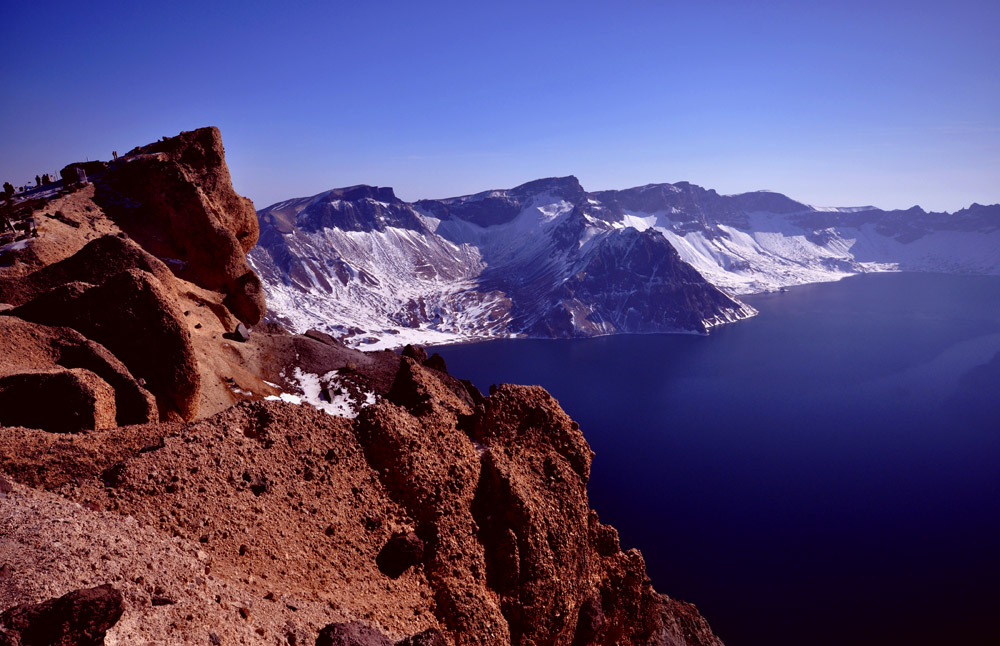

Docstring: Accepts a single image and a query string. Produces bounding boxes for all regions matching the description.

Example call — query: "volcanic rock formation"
[0,128,724,646]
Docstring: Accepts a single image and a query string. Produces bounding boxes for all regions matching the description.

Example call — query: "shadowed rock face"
[0,316,157,428]
[316,622,448,646]
[316,621,393,646]
[540,228,744,336]
[11,269,200,421]
[94,127,265,325]
[0,584,124,646]
[0,368,116,433]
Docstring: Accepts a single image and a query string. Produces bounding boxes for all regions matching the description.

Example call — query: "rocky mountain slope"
[0,129,723,646]
[251,178,999,349]
[591,182,1000,295]
[249,179,755,350]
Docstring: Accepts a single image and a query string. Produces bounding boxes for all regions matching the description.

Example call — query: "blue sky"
[2,0,997,211]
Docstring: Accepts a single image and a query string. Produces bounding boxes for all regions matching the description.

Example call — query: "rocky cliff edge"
[0,129,724,646]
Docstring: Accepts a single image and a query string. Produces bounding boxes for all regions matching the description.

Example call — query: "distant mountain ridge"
[249,176,999,348]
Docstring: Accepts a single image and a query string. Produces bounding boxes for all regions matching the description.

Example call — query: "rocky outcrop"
[354,359,720,645]
[0,234,175,308]
[0,584,124,646]
[94,127,265,324]
[0,127,270,426]
[0,356,723,645]
[11,269,200,420]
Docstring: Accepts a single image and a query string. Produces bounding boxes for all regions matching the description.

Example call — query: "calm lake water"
[436,273,1000,646]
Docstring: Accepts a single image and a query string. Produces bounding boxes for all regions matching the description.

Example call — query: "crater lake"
[436,272,1000,646]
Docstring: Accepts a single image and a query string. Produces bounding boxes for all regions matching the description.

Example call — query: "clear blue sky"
[2,0,998,212]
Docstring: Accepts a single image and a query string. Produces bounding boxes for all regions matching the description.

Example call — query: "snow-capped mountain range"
[248,177,1000,349]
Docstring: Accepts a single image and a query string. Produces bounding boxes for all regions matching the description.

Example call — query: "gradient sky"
[2,0,998,212]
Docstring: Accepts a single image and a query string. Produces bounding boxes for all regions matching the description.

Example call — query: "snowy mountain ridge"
[248,177,999,349]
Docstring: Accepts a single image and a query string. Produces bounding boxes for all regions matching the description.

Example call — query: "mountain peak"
[511,175,583,194]
[324,184,399,204]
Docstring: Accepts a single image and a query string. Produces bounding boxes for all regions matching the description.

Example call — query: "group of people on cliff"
[2,171,62,199]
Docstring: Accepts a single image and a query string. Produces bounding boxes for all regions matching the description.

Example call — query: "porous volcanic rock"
[385,357,474,417]
[355,363,723,646]
[0,234,175,308]
[94,127,265,324]
[376,531,426,579]
[11,269,200,420]
[0,584,124,646]
[0,365,723,646]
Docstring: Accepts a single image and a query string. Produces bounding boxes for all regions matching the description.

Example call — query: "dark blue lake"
[437,273,1000,646]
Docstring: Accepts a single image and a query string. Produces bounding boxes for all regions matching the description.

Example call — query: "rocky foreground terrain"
[0,128,722,645]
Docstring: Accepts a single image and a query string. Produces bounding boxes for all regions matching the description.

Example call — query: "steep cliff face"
[0,129,725,646]
[95,127,266,325]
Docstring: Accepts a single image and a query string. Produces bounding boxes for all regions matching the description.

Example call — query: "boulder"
[400,344,428,362]
[395,630,447,646]
[233,321,250,342]
[0,584,124,646]
[59,166,87,187]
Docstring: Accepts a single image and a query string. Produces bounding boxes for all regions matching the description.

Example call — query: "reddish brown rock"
[0,235,174,308]
[0,584,124,646]
[386,357,474,417]
[94,127,265,324]
[396,629,447,646]
[376,531,425,579]
[11,269,199,420]
[400,344,428,363]
[422,353,448,374]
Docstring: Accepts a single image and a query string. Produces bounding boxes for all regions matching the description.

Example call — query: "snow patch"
[274,367,376,418]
